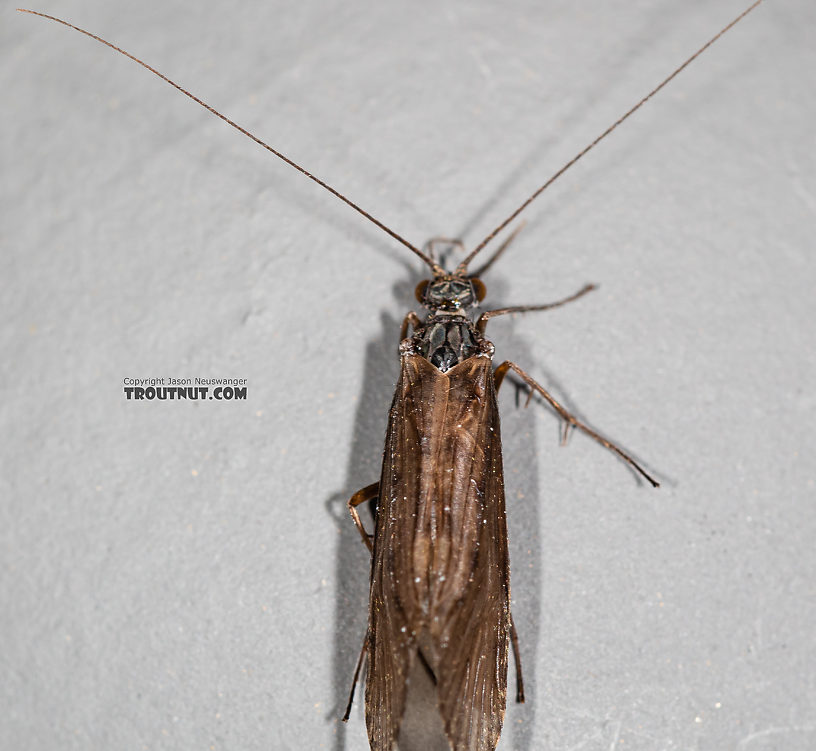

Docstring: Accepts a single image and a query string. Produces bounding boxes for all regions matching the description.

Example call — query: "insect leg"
[399,312,422,342]
[509,613,525,703]
[494,361,659,487]
[342,633,369,721]
[424,237,466,265]
[347,482,379,553]
[476,283,596,333]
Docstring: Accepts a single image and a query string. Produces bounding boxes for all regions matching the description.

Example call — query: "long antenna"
[17,8,440,272]
[457,0,764,273]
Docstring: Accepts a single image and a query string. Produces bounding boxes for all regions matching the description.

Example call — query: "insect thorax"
[409,314,487,372]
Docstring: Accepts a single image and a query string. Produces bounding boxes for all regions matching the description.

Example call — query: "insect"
[19,3,763,749]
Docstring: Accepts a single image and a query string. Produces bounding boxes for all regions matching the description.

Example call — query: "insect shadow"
[325,304,401,751]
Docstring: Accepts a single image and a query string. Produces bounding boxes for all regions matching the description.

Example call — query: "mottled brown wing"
[430,355,510,751]
[364,353,443,749]
[364,353,510,751]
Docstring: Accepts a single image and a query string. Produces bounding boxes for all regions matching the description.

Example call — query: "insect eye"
[470,278,487,301]
[415,280,430,303]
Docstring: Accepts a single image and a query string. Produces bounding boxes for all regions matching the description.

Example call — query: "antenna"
[457,0,764,274]
[17,8,441,273]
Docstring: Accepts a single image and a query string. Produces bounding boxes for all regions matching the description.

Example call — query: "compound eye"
[415,280,430,303]
[471,277,487,301]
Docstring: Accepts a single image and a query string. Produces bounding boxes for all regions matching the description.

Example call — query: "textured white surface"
[3,1,815,750]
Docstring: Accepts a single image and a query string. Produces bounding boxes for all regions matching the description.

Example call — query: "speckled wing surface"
[365,352,511,751]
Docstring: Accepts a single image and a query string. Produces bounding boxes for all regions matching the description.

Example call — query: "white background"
[3,1,814,749]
